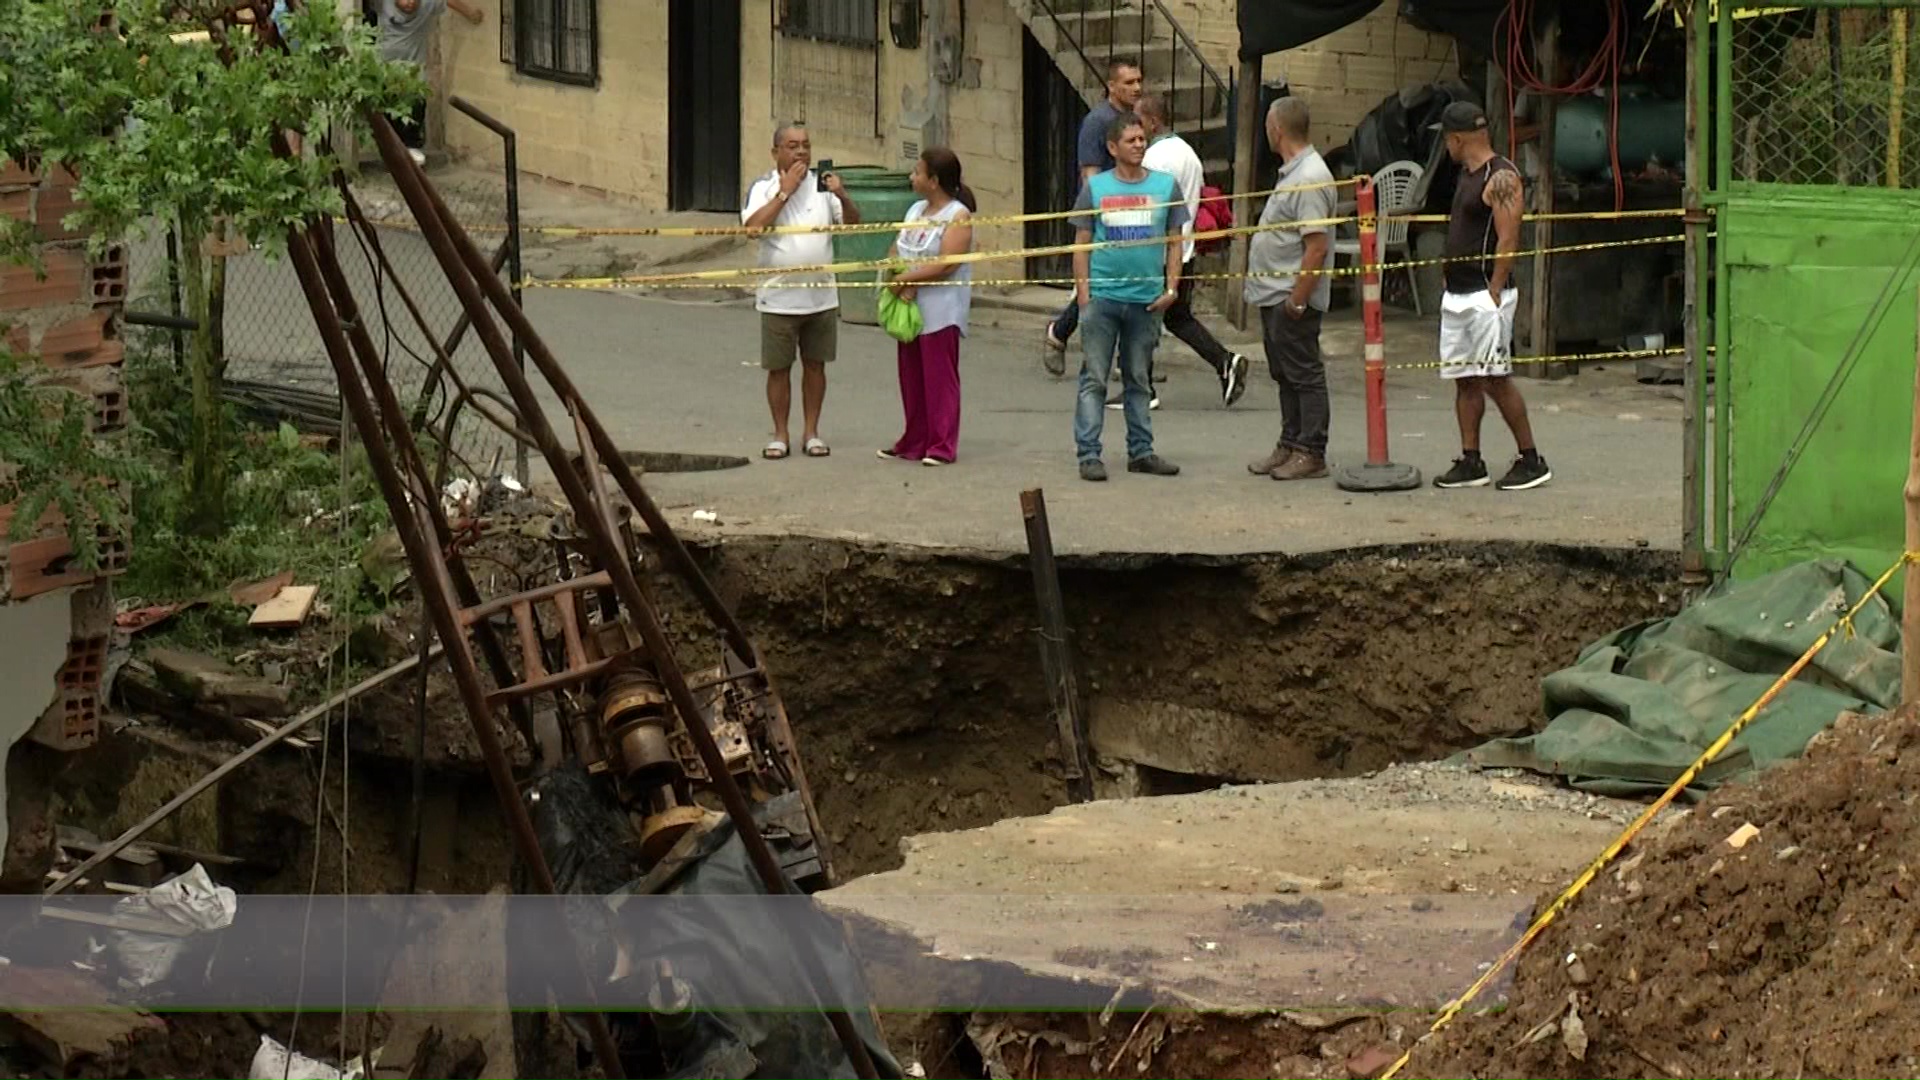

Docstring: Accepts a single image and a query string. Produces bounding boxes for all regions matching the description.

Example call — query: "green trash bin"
[828,166,919,326]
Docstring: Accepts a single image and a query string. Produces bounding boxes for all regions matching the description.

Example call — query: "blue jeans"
[1075,298,1160,462]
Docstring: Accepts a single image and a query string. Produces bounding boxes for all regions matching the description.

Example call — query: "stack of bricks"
[0,155,130,752]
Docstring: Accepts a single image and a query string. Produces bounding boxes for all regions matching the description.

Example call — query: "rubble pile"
[1411,706,1920,1079]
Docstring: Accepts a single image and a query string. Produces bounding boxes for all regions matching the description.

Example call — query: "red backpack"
[1194,185,1234,254]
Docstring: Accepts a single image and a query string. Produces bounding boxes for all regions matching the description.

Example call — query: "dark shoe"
[1127,454,1180,476]
[1433,456,1491,489]
[1271,453,1328,480]
[1042,323,1067,376]
[1248,445,1292,476]
[1221,354,1250,407]
[1079,459,1108,482]
[1496,453,1553,491]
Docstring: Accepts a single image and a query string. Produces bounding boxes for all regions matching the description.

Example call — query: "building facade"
[437,0,1459,258]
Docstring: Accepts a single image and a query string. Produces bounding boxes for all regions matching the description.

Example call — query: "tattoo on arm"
[1485,169,1523,214]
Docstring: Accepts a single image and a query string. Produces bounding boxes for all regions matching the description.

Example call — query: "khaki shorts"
[761,311,838,371]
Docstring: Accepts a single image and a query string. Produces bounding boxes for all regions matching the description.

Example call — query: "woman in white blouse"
[877,148,976,467]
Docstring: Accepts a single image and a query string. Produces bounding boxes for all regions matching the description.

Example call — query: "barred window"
[509,0,597,86]
[779,0,878,46]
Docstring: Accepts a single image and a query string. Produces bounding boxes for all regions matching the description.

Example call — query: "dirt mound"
[1409,706,1920,1079]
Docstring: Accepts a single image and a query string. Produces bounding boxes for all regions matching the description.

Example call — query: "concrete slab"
[819,763,1663,1012]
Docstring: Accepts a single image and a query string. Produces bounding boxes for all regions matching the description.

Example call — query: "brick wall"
[0,157,127,754]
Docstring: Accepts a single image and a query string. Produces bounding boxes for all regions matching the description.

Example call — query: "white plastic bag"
[249,1035,365,1080]
[110,863,238,988]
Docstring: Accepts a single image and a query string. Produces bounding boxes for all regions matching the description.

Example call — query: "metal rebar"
[304,214,536,747]
[43,647,441,897]
[367,114,885,1080]
[283,221,628,1080]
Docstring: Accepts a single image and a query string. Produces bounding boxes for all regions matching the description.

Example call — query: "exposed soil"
[917,1008,1419,1080]
[1408,705,1920,1080]
[15,1011,379,1080]
[661,538,1681,877]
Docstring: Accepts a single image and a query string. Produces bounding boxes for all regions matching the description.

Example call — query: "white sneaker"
[407,148,427,167]
[1105,395,1161,411]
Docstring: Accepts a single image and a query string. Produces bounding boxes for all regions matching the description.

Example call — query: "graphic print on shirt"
[1096,195,1156,242]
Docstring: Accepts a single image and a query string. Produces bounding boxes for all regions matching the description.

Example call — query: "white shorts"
[1439,288,1518,379]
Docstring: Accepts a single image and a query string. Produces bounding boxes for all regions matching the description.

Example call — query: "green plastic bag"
[877,281,923,344]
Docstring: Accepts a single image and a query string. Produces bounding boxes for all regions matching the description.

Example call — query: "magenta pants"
[890,325,963,462]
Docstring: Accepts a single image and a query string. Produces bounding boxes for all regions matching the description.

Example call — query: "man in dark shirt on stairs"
[1041,57,1143,375]
[1428,101,1552,492]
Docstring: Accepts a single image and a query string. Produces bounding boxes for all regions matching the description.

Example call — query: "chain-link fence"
[124,116,525,485]
[1729,6,1920,187]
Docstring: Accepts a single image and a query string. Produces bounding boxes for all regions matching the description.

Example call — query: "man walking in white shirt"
[742,123,862,459]
[1129,93,1249,410]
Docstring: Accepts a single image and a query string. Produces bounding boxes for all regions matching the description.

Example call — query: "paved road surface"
[517,286,1684,557]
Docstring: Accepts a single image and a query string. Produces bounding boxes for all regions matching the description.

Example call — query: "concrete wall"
[436,1,1457,214]
[440,3,670,203]
[1157,0,1458,150]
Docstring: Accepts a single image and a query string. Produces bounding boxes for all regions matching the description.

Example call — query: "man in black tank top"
[1429,102,1552,491]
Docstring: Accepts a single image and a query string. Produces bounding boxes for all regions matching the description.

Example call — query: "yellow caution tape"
[1377,550,1916,1080]
[358,176,1362,239]
[1391,207,1693,225]
[521,233,1688,291]
[351,190,1695,240]
[522,215,1362,288]
[1387,344,1686,373]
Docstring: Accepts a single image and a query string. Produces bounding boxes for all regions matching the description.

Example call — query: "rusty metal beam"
[303,210,537,747]
[281,219,629,1080]
[366,113,884,1080]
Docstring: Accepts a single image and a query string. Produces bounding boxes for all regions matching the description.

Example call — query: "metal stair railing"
[1028,0,1231,135]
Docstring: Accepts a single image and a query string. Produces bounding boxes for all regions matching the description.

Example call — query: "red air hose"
[1501,0,1626,210]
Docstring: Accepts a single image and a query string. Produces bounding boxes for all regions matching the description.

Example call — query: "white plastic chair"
[1333,159,1426,315]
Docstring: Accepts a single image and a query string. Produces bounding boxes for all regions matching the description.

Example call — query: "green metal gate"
[1701,0,1920,580]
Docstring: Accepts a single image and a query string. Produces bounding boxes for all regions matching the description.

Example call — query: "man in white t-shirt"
[1134,93,1249,410]
[742,123,862,459]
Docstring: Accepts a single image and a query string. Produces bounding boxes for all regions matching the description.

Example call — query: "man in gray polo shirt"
[374,0,483,163]
[1243,97,1335,482]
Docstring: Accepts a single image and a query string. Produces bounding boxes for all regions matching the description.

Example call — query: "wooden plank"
[1521,12,1566,381]
[248,584,318,628]
[1020,489,1092,803]
[1225,55,1263,332]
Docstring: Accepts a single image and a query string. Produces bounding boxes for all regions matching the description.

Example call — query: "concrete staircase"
[1012,0,1234,186]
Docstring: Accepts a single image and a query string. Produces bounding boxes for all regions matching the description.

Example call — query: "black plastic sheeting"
[1238,0,1506,60]
[511,763,901,1079]
[1339,79,1475,179]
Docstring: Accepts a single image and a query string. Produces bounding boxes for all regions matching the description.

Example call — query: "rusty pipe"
[282,225,628,1080]
[366,114,885,1080]
[301,197,536,747]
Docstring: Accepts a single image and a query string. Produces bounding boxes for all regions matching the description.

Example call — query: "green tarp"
[1460,559,1902,797]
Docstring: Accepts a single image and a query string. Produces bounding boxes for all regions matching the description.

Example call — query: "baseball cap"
[1431,101,1490,133]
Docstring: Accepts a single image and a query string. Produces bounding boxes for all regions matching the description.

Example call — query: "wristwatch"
[774,189,790,202]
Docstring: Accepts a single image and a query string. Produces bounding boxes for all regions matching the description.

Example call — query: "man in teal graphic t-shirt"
[1069,113,1187,482]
